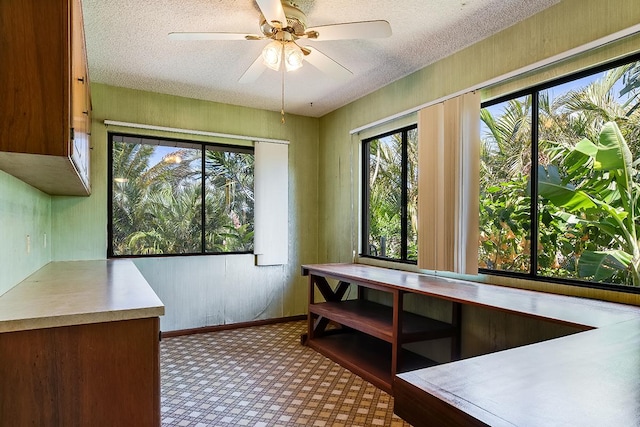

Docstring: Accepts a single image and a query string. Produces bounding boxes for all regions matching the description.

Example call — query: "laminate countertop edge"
[0,259,164,333]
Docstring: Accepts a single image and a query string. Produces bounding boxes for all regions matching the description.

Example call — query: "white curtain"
[254,141,288,265]
[417,92,480,274]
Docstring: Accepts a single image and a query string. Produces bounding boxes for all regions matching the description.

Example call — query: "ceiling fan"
[168,0,392,83]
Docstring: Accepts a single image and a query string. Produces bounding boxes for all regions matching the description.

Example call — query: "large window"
[361,125,418,263]
[480,55,640,291]
[108,134,254,257]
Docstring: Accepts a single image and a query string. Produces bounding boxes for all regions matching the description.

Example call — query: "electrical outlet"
[26,234,31,254]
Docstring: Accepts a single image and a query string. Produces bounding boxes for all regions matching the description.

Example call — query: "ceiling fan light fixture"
[284,42,304,71]
[262,40,282,71]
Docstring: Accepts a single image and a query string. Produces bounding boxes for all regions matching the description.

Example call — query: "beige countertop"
[0,259,164,333]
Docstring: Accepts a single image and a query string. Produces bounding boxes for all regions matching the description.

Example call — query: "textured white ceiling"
[83,0,559,117]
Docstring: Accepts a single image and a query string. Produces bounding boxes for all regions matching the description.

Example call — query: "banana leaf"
[538,165,598,211]
[578,250,632,281]
[595,122,633,192]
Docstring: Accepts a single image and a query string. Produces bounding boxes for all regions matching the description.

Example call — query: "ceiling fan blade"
[168,32,256,41]
[306,20,392,41]
[255,0,287,28]
[303,47,352,81]
[239,54,267,84]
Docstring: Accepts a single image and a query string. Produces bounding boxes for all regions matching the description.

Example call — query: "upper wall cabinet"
[0,0,91,196]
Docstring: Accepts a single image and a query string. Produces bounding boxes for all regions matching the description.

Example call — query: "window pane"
[367,133,402,259]
[537,61,640,286]
[111,136,202,255]
[406,127,418,261]
[205,149,254,253]
[479,96,532,272]
[479,58,640,290]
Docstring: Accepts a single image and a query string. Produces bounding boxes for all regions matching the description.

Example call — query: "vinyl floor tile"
[161,320,411,426]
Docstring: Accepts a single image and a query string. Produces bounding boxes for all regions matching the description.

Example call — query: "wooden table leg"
[306,275,352,341]
[451,302,462,360]
[391,290,403,377]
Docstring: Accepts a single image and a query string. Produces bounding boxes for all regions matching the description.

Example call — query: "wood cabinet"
[0,318,160,426]
[0,0,91,195]
[0,260,165,426]
[302,265,460,394]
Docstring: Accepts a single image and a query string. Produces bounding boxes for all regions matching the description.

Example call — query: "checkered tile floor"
[161,320,411,426]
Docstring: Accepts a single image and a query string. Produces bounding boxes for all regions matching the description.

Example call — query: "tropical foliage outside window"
[108,134,254,256]
[480,56,640,289]
[362,125,418,262]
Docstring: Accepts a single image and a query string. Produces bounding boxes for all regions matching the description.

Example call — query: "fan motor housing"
[260,2,307,37]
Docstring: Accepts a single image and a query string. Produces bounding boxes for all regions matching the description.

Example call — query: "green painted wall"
[0,171,51,296]
[318,0,640,299]
[51,84,320,331]
[317,0,640,357]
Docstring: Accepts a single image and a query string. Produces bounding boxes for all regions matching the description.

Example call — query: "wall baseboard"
[161,315,307,339]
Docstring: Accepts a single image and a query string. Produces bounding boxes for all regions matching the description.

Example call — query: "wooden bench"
[301,263,640,426]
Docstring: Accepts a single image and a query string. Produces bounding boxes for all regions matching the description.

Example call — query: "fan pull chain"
[281,42,286,124]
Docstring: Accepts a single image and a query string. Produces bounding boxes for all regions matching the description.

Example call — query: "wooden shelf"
[303,269,461,397]
[310,300,455,344]
[307,330,437,394]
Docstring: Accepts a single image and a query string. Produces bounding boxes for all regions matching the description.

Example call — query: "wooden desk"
[395,318,640,426]
[301,263,640,426]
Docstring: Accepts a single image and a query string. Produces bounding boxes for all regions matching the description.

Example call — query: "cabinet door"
[70,0,91,188]
[0,0,67,155]
[0,318,161,426]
